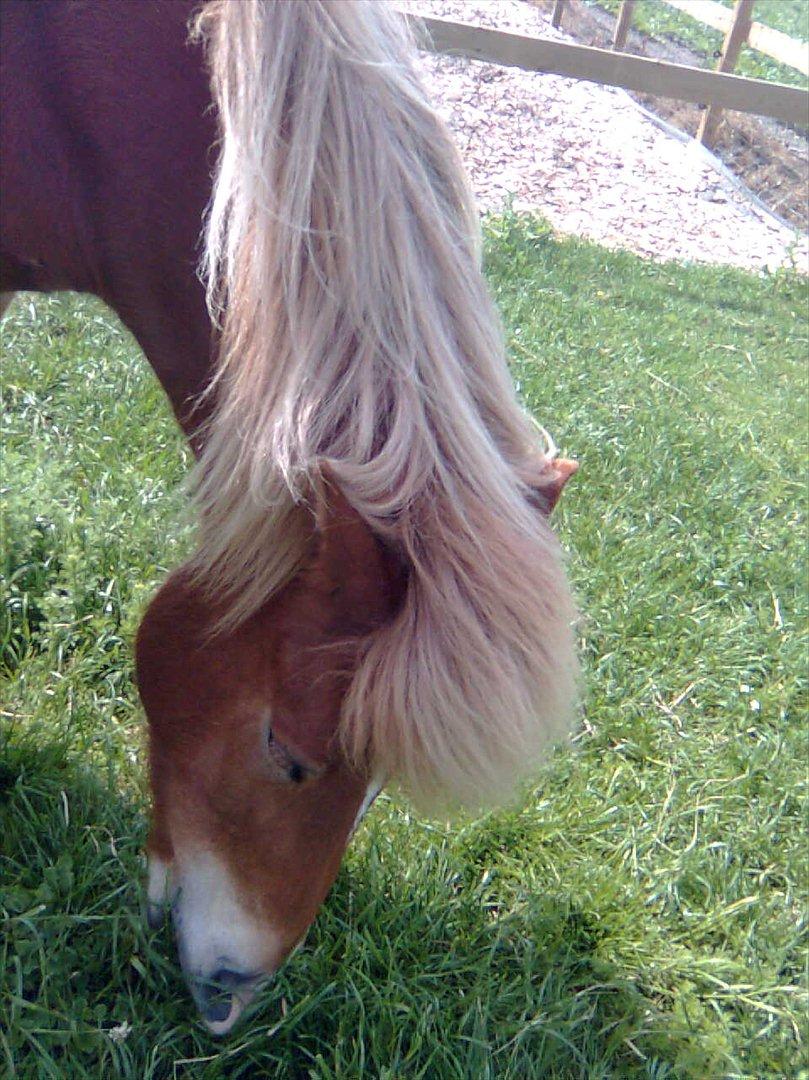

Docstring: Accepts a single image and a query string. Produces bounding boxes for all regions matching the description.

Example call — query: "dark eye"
[267,727,308,784]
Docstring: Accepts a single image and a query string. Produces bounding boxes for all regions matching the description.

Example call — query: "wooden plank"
[613,0,637,52]
[409,14,809,127]
[551,0,565,31]
[698,0,755,146]
[663,0,809,77]
[749,20,809,78]
[663,0,733,35]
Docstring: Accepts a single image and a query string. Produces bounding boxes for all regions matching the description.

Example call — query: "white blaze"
[173,849,275,980]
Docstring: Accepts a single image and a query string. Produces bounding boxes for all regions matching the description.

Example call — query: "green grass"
[2,219,807,1077]
[589,0,809,89]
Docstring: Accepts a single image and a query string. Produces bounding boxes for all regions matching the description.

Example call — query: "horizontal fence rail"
[662,0,809,77]
[406,13,809,128]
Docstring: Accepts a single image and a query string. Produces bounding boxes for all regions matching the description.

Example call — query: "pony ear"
[308,466,406,629]
[525,457,578,515]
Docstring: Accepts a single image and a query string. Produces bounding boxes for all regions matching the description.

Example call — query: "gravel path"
[406,0,808,273]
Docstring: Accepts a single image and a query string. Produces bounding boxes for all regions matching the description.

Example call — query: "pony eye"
[266,727,308,784]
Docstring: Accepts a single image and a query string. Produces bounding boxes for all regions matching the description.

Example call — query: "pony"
[0,0,578,1034]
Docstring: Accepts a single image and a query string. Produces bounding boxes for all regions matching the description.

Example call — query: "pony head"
[136,474,403,1033]
[136,462,575,1033]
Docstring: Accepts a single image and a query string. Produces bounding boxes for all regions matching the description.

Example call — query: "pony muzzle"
[146,849,282,1032]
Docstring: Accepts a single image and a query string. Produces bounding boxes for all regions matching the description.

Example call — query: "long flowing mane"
[190,0,578,810]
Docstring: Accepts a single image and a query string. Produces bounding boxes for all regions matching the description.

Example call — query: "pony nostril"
[190,968,260,1029]
[186,964,265,1033]
[191,977,233,1025]
[201,992,233,1024]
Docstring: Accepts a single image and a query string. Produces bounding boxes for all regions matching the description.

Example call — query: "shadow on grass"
[1,734,188,1077]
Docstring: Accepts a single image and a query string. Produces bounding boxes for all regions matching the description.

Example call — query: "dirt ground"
[533,0,809,232]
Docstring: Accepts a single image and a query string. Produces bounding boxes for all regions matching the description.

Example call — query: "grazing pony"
[0,0,578,1033]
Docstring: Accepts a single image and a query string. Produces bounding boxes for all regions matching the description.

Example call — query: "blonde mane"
[190,0,578,810]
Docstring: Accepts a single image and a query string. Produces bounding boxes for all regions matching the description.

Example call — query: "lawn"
[1,217,807,1078]
[589,0,809,89]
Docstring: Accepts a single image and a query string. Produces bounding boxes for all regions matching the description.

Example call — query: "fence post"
[697,0,755,146]
[551,1,566,30]
[612,1,637,51]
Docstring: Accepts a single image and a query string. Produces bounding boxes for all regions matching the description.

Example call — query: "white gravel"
[404,0,808,272]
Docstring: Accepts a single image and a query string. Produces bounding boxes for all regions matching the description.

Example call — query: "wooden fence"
[544,0,809,145]
[405,5,808,148]
[661,0,809,77]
